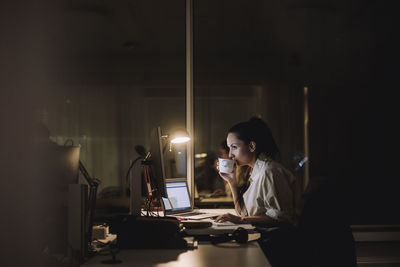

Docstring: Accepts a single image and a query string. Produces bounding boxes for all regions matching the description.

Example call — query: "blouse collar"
[249,153,272,182]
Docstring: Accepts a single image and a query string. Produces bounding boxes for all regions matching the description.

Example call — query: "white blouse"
[239,154,303,225]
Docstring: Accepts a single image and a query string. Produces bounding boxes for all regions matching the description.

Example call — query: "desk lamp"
[78,160,101,255]
[162,128,191,152]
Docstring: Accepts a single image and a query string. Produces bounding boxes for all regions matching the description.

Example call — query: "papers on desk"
[182,208,255,236]
[184,218,255,236]
[199,218,248,227]
[211,220,240,227]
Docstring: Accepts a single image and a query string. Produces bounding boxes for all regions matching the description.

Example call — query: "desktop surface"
[83,209,270,266]
[82,240,271,267]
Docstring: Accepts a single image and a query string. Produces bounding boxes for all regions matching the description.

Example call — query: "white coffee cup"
[218,158,234,173]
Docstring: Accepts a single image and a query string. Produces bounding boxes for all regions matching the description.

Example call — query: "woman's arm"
[227,179,243,214]
[240,215,279,225]
[215,213,279,226]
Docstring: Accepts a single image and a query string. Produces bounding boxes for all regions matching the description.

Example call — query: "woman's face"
[227,133,256,167]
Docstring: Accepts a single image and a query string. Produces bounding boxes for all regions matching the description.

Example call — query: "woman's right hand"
[216,161,237,184]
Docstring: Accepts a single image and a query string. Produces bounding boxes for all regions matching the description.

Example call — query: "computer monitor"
[44,144,81,255]
[48,145,81,203]
[148,126,167,198]
[129,126,168,215]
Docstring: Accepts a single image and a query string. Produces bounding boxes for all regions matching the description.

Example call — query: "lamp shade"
[170,128,190,144]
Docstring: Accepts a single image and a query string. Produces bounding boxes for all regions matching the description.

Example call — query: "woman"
[215,117,302,226]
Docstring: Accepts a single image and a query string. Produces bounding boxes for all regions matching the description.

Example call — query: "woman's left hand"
[214,213,243,224]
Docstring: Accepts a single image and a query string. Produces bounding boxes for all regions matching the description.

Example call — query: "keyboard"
[178,211,206,217]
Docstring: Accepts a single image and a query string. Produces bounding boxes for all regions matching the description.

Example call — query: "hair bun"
[248,116,263,125]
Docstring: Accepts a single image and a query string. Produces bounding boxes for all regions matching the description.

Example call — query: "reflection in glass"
[37,2,187,203]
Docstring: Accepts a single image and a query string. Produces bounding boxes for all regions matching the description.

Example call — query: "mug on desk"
[218,158,234,173]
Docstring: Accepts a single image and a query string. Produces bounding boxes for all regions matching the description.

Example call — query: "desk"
[84,209,270,266]
[82,241,271,267]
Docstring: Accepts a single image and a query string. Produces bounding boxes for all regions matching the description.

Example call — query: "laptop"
[161,179,219,220]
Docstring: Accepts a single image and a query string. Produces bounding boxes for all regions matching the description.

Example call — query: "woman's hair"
[220,139,229,154]
[228,116,279,160]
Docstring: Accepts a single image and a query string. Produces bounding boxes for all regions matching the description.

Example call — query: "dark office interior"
[1,0,399,266]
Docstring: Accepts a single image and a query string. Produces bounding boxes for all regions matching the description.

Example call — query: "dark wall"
[1,1,51,265]
[308,2,399,223]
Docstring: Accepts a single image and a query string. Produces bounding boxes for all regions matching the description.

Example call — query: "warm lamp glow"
[160,128,191,152]
[171,136,190,144]
[170,128,191,144]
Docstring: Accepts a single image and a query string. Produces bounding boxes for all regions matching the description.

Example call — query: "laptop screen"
[162,181,191,212]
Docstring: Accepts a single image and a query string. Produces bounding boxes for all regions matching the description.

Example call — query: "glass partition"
[193,1,305,196]
[38,1,187,197]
